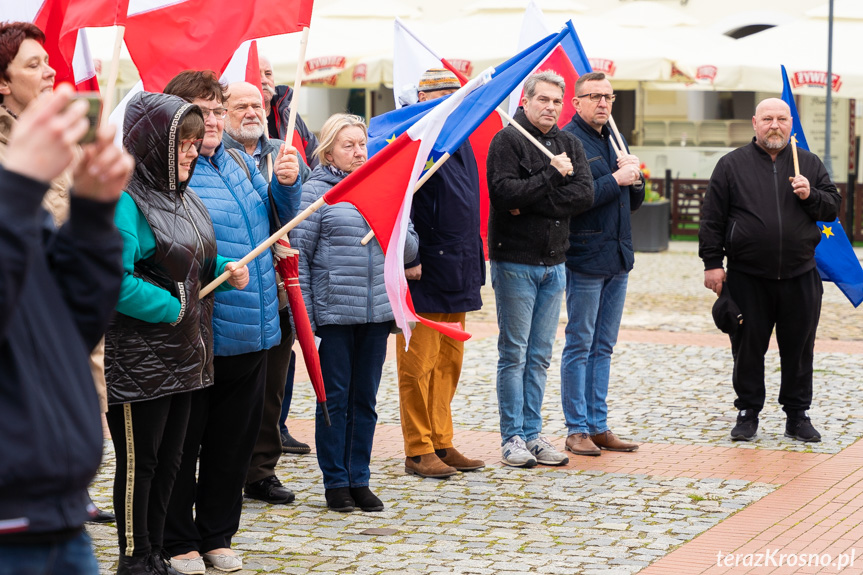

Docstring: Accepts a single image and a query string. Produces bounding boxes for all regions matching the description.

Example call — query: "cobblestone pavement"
[90,242,863,574]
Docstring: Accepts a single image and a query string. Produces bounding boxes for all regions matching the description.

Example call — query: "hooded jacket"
[105,92,221,404]
[290,165,418,330]
[0,165,122,540]
[268,85,320,168]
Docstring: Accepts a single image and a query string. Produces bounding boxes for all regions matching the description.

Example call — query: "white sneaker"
[527,436,570,466]
[501,436,538,468]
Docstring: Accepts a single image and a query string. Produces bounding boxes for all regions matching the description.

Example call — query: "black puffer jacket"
[699,139,840,280]
[105,92,219,404]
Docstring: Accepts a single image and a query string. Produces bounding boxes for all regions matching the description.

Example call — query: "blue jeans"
[560,269,628,435]
[0,531,98,575]
[315,322,389,489]
[491,261,565,445]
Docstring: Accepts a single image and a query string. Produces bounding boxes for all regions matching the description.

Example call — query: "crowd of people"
[0,19,839,575]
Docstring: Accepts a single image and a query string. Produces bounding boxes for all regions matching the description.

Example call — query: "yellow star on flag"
[386,134,397,144]
[424,158,435,171]
[821,224,834,239]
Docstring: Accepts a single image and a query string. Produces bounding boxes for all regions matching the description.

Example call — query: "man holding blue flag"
[699,98,840,443]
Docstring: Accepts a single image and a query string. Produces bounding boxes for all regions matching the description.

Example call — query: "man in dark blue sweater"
[0,85,133,574]
[561,72,644,457]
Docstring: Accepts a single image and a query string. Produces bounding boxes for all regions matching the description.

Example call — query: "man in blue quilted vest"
[163,70,301,574]
[560,71,644,457]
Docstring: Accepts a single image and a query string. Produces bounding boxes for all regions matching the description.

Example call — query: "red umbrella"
[274,238,330,427]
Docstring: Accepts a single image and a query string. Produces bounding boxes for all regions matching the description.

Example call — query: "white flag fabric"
[392,17,441,108]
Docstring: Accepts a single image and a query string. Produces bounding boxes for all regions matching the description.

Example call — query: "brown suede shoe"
[590,430,639,452]
[565,433,601,456]
[435,447,485,471]
[404,453,458,478]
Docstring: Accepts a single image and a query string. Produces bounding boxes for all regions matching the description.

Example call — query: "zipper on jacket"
[367,240,374,322]
[180,192,207,389]
[772,162,783,279]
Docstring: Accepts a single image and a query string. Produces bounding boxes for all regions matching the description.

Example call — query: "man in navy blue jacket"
[397,69,487,479]
[561,72,644,457]
[0,86,133,574]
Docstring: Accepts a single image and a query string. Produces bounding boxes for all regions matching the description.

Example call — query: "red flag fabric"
[541,46,579,127]
[467,111,503,259]
[245,40,262,99]
[124,0,313,92]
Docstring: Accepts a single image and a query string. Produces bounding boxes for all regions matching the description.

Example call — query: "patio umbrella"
[275,239,331,427]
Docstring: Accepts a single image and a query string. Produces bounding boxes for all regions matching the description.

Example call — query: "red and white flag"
[3,0,127,90]
[323,75,489,346]
[390,17,502,259]
[221,40,263,98]
[508,0,580,127]
[124,0,313,92]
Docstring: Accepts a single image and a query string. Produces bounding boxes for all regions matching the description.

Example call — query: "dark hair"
[574,72,607,95]
[163,70,226,104]
[179,108,205,141]
[0,22,46,103]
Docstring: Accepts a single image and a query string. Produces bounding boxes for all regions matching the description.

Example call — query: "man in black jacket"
[259,55,319,168]
[487,71,593,468]
[0,85,133,574]
[699,98,840,443]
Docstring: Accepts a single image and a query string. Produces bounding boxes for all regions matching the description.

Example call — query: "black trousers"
[106,392,192,557]
[247,312,294,484]
[163,350,267,555]
[726,268,822,414]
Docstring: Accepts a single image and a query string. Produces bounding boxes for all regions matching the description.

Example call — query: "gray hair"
[574,71,607,95]
[524,71,565,99]
[316,113,367,167]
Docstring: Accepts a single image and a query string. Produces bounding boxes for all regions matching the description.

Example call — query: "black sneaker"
[244,475,296,504]
[785,411,821,442]
[730,409,759,441]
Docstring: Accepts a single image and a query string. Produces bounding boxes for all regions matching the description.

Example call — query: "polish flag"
[391,17,502,259]
[324,75,490,346]
[124,0,313,92]
[4,0,127,91]
[221,40,263,99]
[508,0,591,127]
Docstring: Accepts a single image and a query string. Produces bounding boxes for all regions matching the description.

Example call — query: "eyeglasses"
[180,139,203,153]
[197,106,227,119]
[577,93,616,103]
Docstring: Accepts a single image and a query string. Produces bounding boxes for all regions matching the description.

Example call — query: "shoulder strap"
[225,148,252,182]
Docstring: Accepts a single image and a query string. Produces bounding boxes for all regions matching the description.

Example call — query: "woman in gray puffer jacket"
[291,114,418,513]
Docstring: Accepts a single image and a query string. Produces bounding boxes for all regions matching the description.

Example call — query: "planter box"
[631,199,670,252]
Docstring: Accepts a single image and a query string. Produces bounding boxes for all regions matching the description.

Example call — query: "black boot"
[349,486,384,512]
[116,554,157,575]
[325,487,355,512]
[149,550,181,575]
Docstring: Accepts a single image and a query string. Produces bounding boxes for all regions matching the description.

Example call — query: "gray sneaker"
[501,436,537,468]
[527,436,570,466]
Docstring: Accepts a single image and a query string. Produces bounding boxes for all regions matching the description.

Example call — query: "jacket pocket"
[725,220,737,259]
[418,240,465,293]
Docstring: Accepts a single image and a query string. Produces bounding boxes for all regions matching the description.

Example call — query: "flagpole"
[607,115,627,156]
[100,25,125,127]
[285,27,310,145]
[199,197,325,297]
[360,152,452,245]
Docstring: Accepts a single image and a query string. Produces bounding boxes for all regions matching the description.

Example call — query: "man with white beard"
[222,81,311,505]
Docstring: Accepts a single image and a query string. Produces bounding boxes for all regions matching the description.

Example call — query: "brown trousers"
[396,312,466,457]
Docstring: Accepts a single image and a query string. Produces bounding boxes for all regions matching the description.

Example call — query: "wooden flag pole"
[359,152,452,245]
[100,25,125,127]
[791,134,800,177]
[608,131,623,159]
[607,114,627,155]
[285,27,310,144]
[199,197,325,297]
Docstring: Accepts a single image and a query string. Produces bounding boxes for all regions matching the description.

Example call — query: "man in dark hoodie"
[0,85,133,574]
[260,55,319,168]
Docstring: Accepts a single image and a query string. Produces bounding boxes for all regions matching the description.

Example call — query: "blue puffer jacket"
[290,165,419,330]
[562,114,645,275]
[189,143,301,355]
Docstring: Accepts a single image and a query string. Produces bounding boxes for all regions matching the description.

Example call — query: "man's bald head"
[225,82,266,145]
[752,97,792,153]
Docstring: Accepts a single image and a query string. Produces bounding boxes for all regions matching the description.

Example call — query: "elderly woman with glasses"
[105,91,248,575]
[291,113,418,513]
[162,70,302,574]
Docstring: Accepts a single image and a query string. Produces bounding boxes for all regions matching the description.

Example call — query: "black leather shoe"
[281,429,311,454]
[86,506,116,524]
[117,554,157,575]
[349,486,384,512]
[325,487,355,512]
[149,550,181,575]
[244,475,295,504]
[785,411,821,442]
[730,409,759,441]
